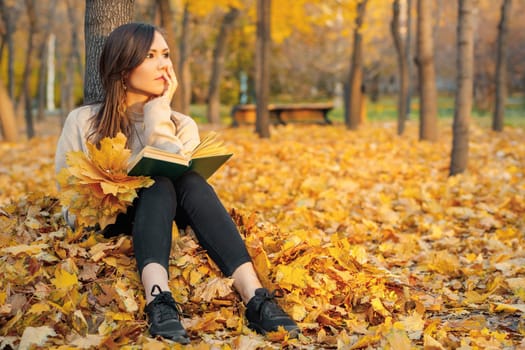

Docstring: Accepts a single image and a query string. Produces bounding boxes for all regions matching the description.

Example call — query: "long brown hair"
[88,23,159,146]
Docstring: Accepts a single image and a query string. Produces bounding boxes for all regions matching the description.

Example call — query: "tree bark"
[178,5,192,115]
[450,0,478,176]
[156,0,182,111]
[207,7,240,125]
[255,0,271,138]
[0,78,18,142]
[391,0,408,135]
[21,0,37,138]
[345,0,368,130]
[416,0,438,141]
[84,0,134,104]
[405,0,413,119]
[36,0,57,121]
[0,0,20,99]
[492,0,512,132]
[68,0,85,84]
[60,0,83,125]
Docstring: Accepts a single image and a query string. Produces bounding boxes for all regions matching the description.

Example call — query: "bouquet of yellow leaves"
[57,132,154,229]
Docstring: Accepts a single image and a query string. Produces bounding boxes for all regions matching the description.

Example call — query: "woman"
[55,22,299,344]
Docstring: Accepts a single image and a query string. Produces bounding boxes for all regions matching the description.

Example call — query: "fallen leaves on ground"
[0,120,524,349]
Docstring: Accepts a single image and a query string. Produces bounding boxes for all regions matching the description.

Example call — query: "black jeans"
[103,171,252,277]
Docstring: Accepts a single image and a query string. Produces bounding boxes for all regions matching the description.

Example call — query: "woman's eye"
[163,53,170,58]
[146,53,154,59]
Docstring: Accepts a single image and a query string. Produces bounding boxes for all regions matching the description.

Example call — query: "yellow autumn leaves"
[0,120,524,349]
[56,132,153,229]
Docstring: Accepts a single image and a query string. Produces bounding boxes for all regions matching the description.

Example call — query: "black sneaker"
[145,285,190,344]
[245,288,300,337]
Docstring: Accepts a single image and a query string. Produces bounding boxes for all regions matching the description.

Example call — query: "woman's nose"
[158,57,170,69]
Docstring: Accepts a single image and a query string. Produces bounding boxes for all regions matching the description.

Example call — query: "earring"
[121,77,127,91]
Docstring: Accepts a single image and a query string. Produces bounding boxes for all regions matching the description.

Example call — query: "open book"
[128,132,233,180]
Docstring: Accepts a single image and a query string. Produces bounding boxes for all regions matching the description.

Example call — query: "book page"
[192,131,230,158]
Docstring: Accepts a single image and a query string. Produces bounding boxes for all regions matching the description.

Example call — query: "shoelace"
[150,286,184,322]
[257,289,288,318]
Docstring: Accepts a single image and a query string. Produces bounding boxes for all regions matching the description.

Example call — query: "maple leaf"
[385,329,412,350]
[193,276,234,302]
[51,266,79,290]
[69,334,104,349]
[115,279,139,312]
[18,326,57,350]
[57,132,154,229]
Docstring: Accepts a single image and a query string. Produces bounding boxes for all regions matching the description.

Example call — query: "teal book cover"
[128,151,232,181]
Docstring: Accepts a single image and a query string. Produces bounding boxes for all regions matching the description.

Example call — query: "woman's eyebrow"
[149,48,170,52]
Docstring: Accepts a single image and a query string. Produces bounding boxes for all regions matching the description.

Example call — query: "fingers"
[161,66,178,100]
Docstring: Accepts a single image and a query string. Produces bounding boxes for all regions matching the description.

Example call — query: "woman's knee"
[175,171,211,194]
[136,176,177,216]
[145,176,176,199]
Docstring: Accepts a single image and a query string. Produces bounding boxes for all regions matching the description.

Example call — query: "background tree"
[391,0,408,135]
[416,0,438,142]
[155,0,181,111]
[207,7,240,125]
[450,0,478,176]
[35,0,57,121]
[177,4,192,115]
[405,0,413,119]
[61,0,84,124]
[345,0,368,131]
[83,0,134,104]
[19,0,37,138]
[492,0,512,132]
[0,0,21,99]
[255,0,271,138]
[0,78,17,141]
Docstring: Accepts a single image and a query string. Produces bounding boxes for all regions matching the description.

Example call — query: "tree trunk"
[84,0,134,104]
[47,34,56,111]
[21,0,37,139]
[68,0,84,84]
[207,7,240,125]
[156,0,181,111]
[450,0,477,176]
[416,0,438,141]
[178,5,192,116]
[0,33,4,58]
[255,0,271,138]
[36,0,57,121]
[492,0,512,132]
[0,78,18,142]
[0,0,19,99]
[345,0,368,130]
[391,0,408,135]
[37,36,49,121]
[405,0,413,119]
[60,0,83,124]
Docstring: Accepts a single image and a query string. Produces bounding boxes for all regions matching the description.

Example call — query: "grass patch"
[190,95,525,128]
[328,95,525,128]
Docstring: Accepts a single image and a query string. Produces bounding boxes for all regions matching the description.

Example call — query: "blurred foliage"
[1,0,525,110]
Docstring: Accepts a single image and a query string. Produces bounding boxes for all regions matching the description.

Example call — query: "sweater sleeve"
[54,106,94,229]
[142,97,200,155]
[54,106,92,176]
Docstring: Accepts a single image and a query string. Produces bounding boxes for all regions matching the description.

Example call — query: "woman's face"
[125,31,175,106]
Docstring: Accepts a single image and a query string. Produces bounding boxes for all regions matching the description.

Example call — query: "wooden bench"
[231,103,333,126]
